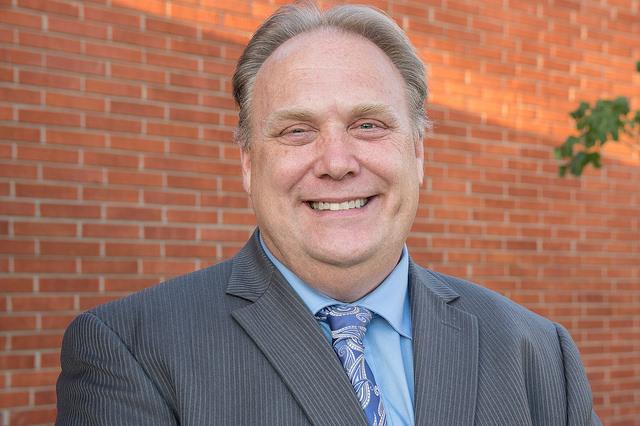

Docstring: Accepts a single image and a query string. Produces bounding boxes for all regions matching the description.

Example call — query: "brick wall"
[0,0,638,424]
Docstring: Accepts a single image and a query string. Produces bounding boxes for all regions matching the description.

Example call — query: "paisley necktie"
[316,305,387,426]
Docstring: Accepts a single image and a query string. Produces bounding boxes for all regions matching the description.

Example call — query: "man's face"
[241,29,424,291]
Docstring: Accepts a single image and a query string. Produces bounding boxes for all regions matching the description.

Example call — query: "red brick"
[170,141,219,158]
[144,226,196,240]
[10,407,57,425]
[0,202,35,216]
[0,315,37,331]
[201,228,251,242]
[43,166,103,184]
[79,295,121,310]
[18,108,81,126]
[143,190,197,206]
[86,115,141,133]
[0,391,30,409]
[0,47,41,66]
[167,209,216,224]
[19,69,81,90]
[82,223,139,239]
[40,203,101,219]
[0,239,35,254]
[108,170,163,187]
[81,259,137,274]
[40,278,99,292]
[0,125,40,142]
[18,0,79,16]
[18,31,81,53]
[15,183,77,200]
[0,278,33,293]
[145,17,198,37]
[17,145,78,163]
[46,129,106,148]
[170,107,219,124]
[0,87,40,104]
[0,163,38,179]
[48,16,108,39]
[14,221,76,237]
[84,151,139,168]
[111,28,167,50]
[41,314,75,330]
[12,296,74,311]
[201,94,236,109]
[46,54,105,75]
[11,370,60,387]
[170,73,220,91]
[110,100,164,118]
[82,186,139,202]
[111,135,164,153]
[170,39,221,57]
[167,175,216,191]
[104,278,157,292]
[0,10,42,29]
[146,52,198,71]
[85,42,142,62]
[46,92,105,112]
[111,62,166,83]
[85,79,141,97]
[84,6,140,27]
[147,122,199,138]
[40,240,100,256]
[106,206,161,221]
[147,87,199,105]
[203,59,235,76]
[106,242,160,257]
[0,354,35,370]
[165,243,216,258]
[34,389,57,405]
[142,259,196,275]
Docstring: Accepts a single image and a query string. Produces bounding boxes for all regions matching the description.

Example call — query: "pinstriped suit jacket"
[56,231,600,425]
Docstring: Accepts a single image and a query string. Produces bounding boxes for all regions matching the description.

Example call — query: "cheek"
[253,147,311,194]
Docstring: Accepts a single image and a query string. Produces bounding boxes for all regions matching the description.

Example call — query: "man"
[56,3,600,425]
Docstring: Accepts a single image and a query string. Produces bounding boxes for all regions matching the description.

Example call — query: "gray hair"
[232,2,428,150]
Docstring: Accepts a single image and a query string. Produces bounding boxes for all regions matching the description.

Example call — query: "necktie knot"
[316,305,373,343]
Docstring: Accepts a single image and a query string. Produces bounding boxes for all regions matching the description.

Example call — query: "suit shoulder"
[87,258,236,333]
[416,266,557,336]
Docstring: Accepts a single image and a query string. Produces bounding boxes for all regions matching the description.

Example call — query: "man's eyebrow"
[350,103,397,119]
[264,103,399,128]
[265,108,316,128]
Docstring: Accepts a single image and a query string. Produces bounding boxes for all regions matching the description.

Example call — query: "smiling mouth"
[308,197,370,211]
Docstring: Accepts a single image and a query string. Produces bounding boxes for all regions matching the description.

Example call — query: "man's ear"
[415,137,425,186]
[240,148,251,194]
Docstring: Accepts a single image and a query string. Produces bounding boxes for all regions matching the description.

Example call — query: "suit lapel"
[226,232,367,426]
[410,262,479,426]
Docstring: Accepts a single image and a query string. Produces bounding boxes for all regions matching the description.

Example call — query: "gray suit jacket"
[56,231,600,425]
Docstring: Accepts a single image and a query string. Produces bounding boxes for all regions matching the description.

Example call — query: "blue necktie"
[316,305,387,426]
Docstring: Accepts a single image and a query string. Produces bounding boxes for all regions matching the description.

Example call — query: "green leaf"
[559,164,568,177]
[636,60,640,73]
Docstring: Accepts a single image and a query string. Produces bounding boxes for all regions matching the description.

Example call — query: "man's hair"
[232,2,428,150]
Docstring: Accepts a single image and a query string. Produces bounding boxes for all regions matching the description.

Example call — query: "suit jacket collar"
[226,231,368,425]
[409,262,479,425]
[226,231,479,425]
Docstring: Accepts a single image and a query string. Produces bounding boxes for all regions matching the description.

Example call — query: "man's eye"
[359,122,377,129]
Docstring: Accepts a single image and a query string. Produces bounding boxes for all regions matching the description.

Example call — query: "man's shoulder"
[413,264,559,337]
[81,257,240,338]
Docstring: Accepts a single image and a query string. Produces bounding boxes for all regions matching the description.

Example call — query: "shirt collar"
[258,233,411,339]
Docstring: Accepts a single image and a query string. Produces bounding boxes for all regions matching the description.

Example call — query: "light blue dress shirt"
[259,236,414,426]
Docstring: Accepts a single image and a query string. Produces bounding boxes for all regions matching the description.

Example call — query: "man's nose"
[312,130,360,180]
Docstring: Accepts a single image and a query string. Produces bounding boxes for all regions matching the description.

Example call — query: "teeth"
[310,198,369,211]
